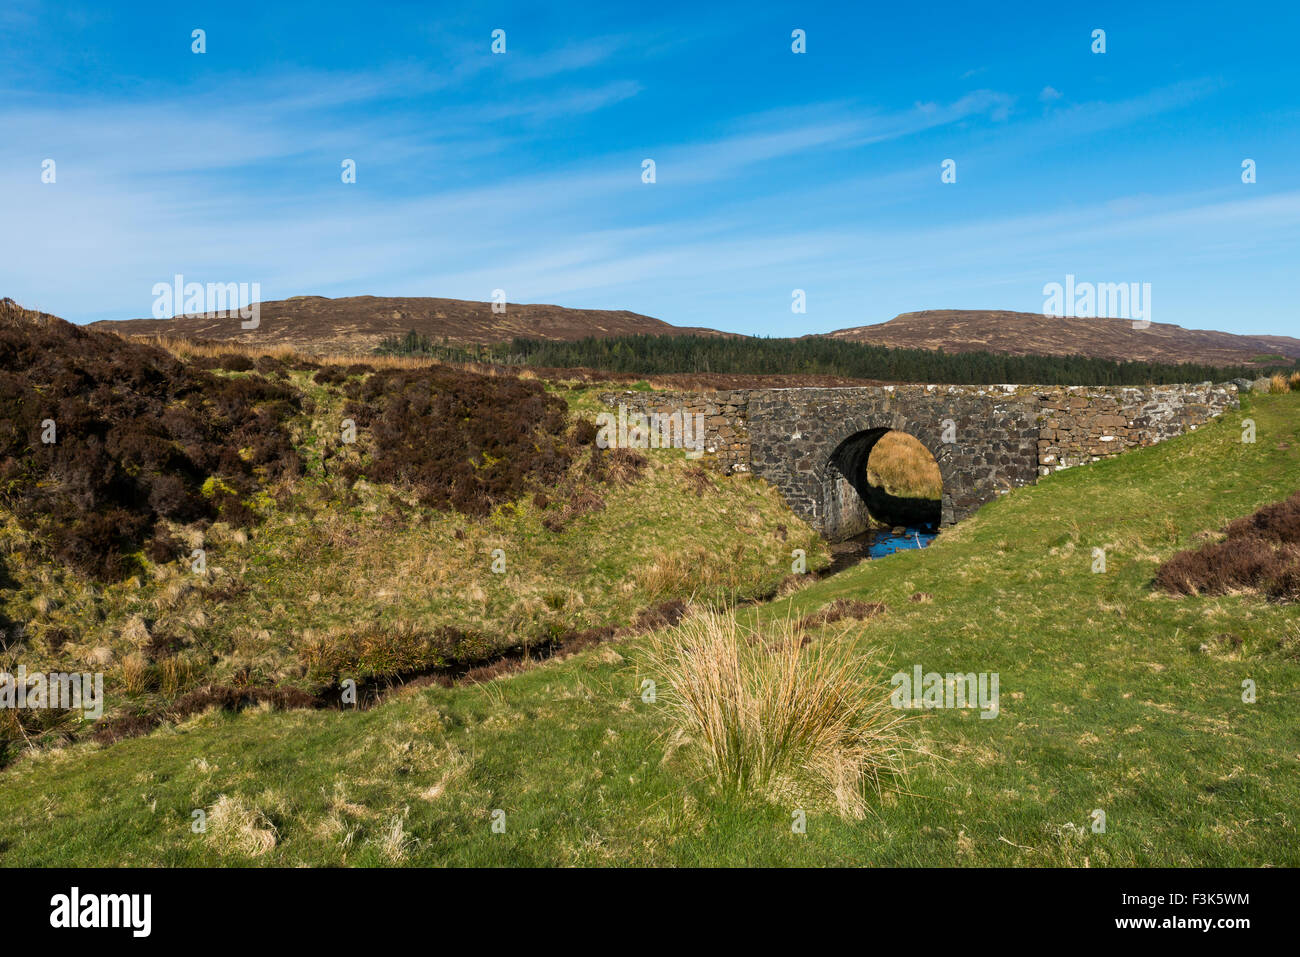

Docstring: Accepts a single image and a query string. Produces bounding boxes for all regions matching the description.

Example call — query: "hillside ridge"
[85,296,1300,366]
[818,308,1300,366]
[90,294,728,355]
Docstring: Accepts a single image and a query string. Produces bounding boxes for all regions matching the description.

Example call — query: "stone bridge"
[600,383,1239,539]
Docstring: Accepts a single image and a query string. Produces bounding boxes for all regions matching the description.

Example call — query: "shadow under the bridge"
[825,427,942,540]
[861,482,941,529]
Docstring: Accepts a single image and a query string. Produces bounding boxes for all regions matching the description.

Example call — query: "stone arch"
[819,416,958,541]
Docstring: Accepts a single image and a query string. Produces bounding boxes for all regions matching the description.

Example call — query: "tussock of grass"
[120,652,151,695]
[207,794,279,857]
[642,609,908,818]
[372,810,416,862]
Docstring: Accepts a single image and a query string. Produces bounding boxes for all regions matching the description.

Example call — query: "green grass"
[0,393,1296,866]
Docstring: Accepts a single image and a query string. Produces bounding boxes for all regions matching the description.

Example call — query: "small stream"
[824,523,938,575]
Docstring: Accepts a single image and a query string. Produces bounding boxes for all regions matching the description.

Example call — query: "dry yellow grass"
[636,545,716,599]
[642,608,908,818]
[207,794,278,856]
[1270,372,1294,393]
[866,431,943,500]
[158,658,194,698]
[372,811,416,862]
[120,653,151,695]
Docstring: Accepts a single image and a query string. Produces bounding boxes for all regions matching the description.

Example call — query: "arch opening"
[864,430,943,529]
[824,428,942,542]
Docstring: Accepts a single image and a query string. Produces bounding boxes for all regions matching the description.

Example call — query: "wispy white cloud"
[504,34,633,80]
[0,56,1288,338]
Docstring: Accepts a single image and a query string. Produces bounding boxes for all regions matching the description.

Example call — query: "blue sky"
[2,0,1298,337]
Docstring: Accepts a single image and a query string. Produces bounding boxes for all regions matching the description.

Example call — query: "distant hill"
[816,309,1300,367]
[91,295,729,355]
[91,297,1298,367]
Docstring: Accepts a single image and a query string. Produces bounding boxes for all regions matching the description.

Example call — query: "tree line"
[377,330,1292,386]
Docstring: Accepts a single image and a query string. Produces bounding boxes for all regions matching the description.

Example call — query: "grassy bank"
[0,350,827,755]
[0,391,1294,866]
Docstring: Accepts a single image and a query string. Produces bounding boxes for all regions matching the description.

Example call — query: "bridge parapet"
[1032,383,1237,472]
[599,382,1238,537]
[595,389,753,471]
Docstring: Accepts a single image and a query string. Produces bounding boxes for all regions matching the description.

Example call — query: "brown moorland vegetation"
[339,367,573,515]
[0,299,302,580]
[1155,490,1300,600]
